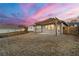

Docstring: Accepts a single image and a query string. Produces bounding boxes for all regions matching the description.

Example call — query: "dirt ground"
[0,32,79,56]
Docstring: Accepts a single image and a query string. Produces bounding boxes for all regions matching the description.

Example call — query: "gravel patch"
[0,33,79,56]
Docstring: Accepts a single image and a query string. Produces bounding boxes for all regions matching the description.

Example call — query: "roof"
[35,17,68,26]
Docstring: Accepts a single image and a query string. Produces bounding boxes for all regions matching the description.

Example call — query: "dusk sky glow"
[0,3,79,26]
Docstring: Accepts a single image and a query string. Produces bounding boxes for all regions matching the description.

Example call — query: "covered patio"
[34,17,68,35]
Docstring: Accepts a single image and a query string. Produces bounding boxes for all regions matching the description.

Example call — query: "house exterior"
[28,17,68,35]
[0,24,26,33]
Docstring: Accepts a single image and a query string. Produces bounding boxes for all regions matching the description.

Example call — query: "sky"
[0,3,79,26]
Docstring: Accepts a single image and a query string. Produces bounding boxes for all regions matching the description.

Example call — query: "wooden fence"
[63,26,79,35]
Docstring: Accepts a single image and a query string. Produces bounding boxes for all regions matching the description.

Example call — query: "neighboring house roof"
[0,24,22,29]
[68,22,79,26]
[35,17,68,26]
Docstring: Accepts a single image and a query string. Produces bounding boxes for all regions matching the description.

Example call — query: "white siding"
[28,26,35,32]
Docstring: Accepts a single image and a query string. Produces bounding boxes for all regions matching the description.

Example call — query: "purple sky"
[0,3,79,26]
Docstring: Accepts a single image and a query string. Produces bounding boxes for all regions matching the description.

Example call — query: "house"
[28,17,68,35]
[0,24,26,33]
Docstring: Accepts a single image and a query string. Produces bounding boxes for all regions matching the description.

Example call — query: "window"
[74,24,77,27]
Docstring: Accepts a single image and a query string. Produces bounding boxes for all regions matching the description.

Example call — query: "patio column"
[60,23,63,34]
[34,26,37,32]
[55,23,58,36]
[41,25,43,32]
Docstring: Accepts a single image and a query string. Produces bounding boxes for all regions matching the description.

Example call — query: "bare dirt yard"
[0,32,79,56]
